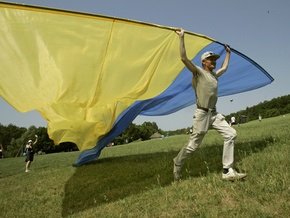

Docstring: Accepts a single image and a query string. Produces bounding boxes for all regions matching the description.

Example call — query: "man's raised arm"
[176,28,198,76]
[216,45,231,77]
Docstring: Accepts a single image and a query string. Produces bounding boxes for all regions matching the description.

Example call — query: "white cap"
[28,140,33,143]
[201,51,220,62]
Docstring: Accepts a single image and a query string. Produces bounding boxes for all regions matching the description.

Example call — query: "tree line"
[225,94,290,124]
[0,121,167,158]
[0,94,289,158]
[0,125,78,158]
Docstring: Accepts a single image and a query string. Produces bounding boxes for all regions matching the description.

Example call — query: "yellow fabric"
[0,3,213,151]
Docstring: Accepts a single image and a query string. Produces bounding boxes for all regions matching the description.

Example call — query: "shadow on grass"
[62,136,274,216]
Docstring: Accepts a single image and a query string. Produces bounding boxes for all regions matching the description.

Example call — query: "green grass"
[0,115,289,217]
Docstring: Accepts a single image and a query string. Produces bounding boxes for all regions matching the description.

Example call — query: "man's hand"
[225,45,231,53]
[175,28,185,37]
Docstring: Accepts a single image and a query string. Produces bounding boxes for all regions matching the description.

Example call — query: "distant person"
[173,29,246,181]
[230,116,236,127]
[259,115,262,122]
[25,135,38,172]
[0,143,4,158]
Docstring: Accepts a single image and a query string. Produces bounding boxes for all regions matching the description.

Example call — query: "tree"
[225,94,290,122]
[6,138,21,157]
[124,123,140,142]
[54,142,78,152]
[0,123,26,151]
[34,127,55,153]
[138,122,158,141]
[265,108,280,118]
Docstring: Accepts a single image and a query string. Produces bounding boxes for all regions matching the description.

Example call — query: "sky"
[0,0,289,131]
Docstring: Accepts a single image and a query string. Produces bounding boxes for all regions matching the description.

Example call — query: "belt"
[197,105,216,113]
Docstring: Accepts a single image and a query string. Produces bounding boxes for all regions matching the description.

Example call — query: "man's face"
[203,57,217,71]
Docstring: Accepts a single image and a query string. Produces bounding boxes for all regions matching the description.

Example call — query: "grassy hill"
[0,115,289,217]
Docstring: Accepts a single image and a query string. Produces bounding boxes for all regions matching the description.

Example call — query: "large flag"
[0,2,274,165]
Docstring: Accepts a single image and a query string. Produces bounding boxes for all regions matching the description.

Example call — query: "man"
[173,29,246,181]
[230,116,236,127]
[0,143,4,158]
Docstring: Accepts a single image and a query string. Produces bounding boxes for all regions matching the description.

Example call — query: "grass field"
[0,115,289,217]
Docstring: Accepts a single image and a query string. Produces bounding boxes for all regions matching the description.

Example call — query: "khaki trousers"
[174,109,237,169]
